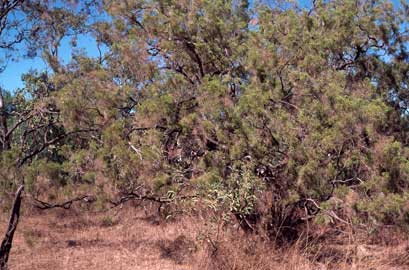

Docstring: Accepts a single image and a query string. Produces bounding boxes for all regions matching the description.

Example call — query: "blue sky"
[0,0,107,93]
[0,34,102,92]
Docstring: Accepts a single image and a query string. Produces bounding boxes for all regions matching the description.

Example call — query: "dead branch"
[32,195,95,210]
[0,185,24,270]
[110,192,173,207]
[109,191,196,212]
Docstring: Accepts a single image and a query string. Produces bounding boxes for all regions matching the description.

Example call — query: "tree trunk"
[0,91,10,151]
[0,185,24,270]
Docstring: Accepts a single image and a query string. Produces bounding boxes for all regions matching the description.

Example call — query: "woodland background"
[0,0,409,269]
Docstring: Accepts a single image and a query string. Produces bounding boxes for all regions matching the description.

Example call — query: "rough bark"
[0,185,24,270]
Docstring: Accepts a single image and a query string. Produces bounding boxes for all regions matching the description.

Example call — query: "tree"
[0,0,25,73]
[1,2,409,265]
[86,0,409,235]
[0,1,99,268]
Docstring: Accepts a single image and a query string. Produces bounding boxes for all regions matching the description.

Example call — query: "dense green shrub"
[1,0,409,238]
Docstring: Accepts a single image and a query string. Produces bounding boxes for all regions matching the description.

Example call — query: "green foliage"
[206,164,264,218]
[356,192,409,226]
[1,0,409,236]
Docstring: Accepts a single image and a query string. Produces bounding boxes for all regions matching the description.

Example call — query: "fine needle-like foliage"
[0,0,409,255]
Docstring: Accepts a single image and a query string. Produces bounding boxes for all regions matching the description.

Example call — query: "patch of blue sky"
[0,0,109,93]
[0,33,104,92]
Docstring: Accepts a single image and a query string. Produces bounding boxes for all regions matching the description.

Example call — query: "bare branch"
[0,185,24,270]
[32,194,96,210]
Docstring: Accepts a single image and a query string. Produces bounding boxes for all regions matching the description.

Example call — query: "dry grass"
[4,205,199,270]
[1,204,408,270]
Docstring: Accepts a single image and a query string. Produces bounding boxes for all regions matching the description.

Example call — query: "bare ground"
[3,206,200,270]
[1,205,409,270]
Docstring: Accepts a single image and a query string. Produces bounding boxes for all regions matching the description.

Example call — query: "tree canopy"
[1,0,409,244]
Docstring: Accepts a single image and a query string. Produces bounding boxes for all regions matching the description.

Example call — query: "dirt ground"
[2,206,202,270]
[1,204,409,270]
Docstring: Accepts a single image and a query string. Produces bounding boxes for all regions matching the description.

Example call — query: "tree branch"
[32,194,95,210]
[0,185,24,270]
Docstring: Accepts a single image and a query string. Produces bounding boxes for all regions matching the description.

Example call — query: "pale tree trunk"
[0,185,24,270]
